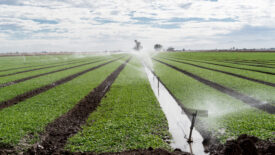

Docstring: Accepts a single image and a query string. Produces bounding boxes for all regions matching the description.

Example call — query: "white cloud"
[0,0,275,52]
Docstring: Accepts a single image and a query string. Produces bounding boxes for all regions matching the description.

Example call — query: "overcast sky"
[0,0,275,52]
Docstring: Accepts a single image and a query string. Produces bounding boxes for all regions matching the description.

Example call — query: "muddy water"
[143,65,207,155]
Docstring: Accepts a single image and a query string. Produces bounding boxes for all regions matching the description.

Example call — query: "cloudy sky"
[0,0,275,52]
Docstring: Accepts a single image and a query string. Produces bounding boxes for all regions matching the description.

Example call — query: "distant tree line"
[154,43,185,52]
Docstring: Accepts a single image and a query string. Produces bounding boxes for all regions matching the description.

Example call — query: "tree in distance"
[167,47,175,52]
[154,44,163,51]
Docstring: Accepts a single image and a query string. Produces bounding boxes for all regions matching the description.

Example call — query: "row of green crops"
[157,56,275,85]
[0,56,129,147]
[154,57,275,105]
[0,55,106,78]
[66,57,171,153]
[157,52,275,61]
[158,52,275,74]
[152,57,275,142]
[0,55,97,72]
[0,57,103,84]
[0,55,122,103]
[206,59,275,67]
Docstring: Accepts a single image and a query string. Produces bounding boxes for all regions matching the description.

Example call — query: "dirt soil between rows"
[209,134,275,155]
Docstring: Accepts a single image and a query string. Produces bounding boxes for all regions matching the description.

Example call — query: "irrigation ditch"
[142,58,275,155]
[143,62,207,155]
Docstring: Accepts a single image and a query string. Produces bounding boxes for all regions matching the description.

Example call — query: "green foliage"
[156,57,275,105]
[0,56,119,102]
[0,57,126,146]
[66,58,171,153]
[153,52,275,142]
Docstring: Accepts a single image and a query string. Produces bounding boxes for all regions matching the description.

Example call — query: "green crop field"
[153,52,275,142]
[0,52,274,154]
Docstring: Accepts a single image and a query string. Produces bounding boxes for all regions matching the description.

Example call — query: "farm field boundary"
[0,56,124,110]
[160,56,275,75]
[31,57,131,154]
[153,58,275,114]
[158,57,275,88]
[0,57,112,88]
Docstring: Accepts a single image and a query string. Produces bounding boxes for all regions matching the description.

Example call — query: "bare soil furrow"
[0,57,123,110]
[154,58,275,114]
[29,58,131,154]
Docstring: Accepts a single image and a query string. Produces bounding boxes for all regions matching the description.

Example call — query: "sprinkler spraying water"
[133,40,143,51]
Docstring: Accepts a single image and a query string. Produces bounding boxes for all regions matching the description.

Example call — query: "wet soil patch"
[28,58,131,154]
[161,57,275,88]
[154,58,275,114]
[209,134,275,155]
[0,58,111,88]
[0,57,123,110]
